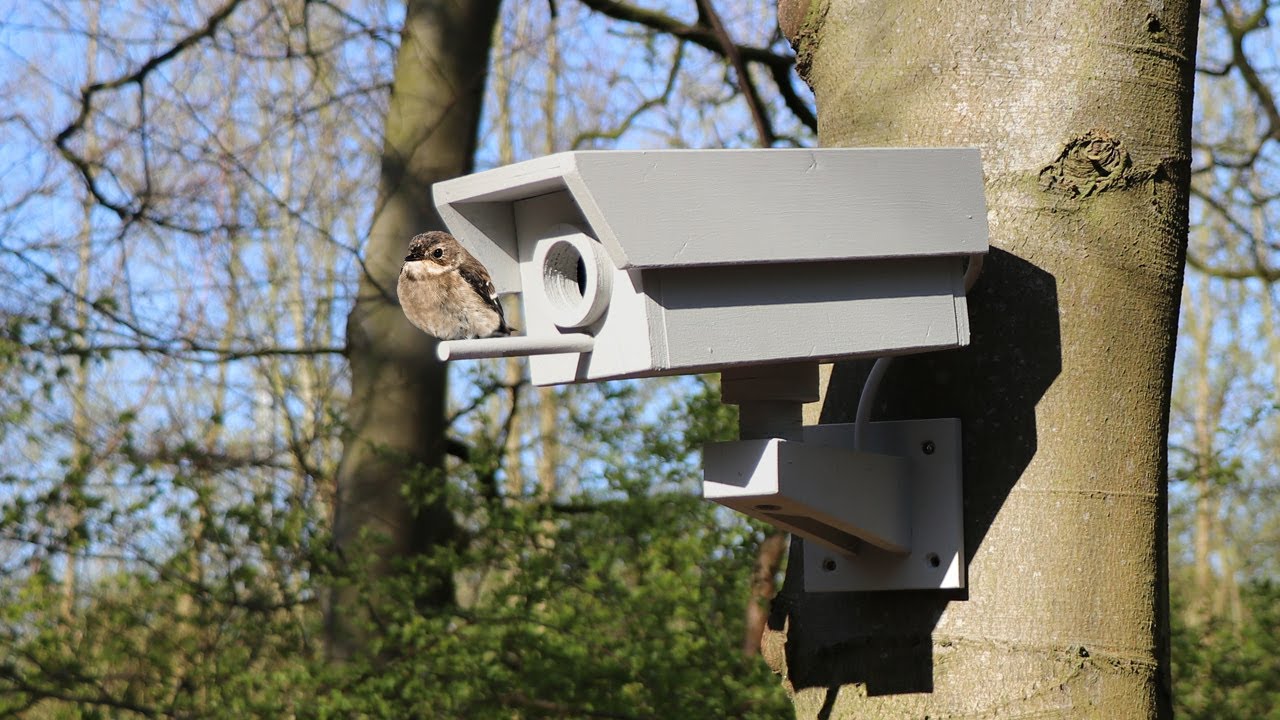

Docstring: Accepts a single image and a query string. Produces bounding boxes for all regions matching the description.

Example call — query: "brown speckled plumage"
[397,231,514,340]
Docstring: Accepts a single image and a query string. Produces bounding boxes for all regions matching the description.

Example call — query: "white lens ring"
[533,226,612,329]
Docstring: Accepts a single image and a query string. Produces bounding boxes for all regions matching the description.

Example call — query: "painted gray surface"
[801,418,965,591]
[435,148,989,290]
[703,437,912,553]
[651,256,967,371]
[432,148,987,384]
[571,148,988,268]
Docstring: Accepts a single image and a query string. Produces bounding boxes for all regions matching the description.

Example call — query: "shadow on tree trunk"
[770,248,1062,697]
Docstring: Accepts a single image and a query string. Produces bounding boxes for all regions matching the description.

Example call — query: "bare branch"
[53,0,248,224]
[696,0,775,146]
[1203,0,1280,167]
[1186,250,1280,281]
[575,0,815,132]
[38,341,347,363]
[571,42,685,148]
[1192,184,1258,243]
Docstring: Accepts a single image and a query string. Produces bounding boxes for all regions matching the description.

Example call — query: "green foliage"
[1172,580,1280,720]
[0,561,320,718]
[313,375,785,718]
[318,506,786,718]
[0,375,787,718]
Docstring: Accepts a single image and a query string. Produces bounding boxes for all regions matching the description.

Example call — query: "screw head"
[821,557,837,572]
[921,440,936,455]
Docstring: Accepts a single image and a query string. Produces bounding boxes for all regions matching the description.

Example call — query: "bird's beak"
[405,252,423,262]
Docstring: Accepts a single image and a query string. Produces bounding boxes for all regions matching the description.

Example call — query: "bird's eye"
[432,248,444,259]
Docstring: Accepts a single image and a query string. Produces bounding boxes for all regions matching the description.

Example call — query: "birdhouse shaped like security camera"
[432,148,988,384]
[434,148,989,593]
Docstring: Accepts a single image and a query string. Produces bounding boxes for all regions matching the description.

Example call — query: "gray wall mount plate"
[801,418,965,592]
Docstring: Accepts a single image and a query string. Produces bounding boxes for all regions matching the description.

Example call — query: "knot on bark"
[1039,129,1133,197]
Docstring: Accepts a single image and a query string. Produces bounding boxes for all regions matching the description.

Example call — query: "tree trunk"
[328,0,502,661]
[766,1,1197,717]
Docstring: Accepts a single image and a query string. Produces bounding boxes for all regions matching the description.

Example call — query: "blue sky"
[0,0,1276,584]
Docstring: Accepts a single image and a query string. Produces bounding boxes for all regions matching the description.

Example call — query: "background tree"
[1167,2,1280,715]
[326,0,501,661]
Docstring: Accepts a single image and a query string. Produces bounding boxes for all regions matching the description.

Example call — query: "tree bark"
[328,0,502,661]
[743,530,787,656]
[766,1,1197,717]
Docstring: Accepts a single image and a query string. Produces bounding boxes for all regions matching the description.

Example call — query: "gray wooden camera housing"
[433,148,987,384]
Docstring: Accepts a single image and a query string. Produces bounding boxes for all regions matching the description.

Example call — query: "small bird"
[398,231,515,340]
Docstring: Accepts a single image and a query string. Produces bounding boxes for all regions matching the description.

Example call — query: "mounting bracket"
[801,418,964,592]
[702,364,965,592]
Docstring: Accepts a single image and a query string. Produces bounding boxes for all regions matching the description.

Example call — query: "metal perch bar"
[436,333,595,361]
